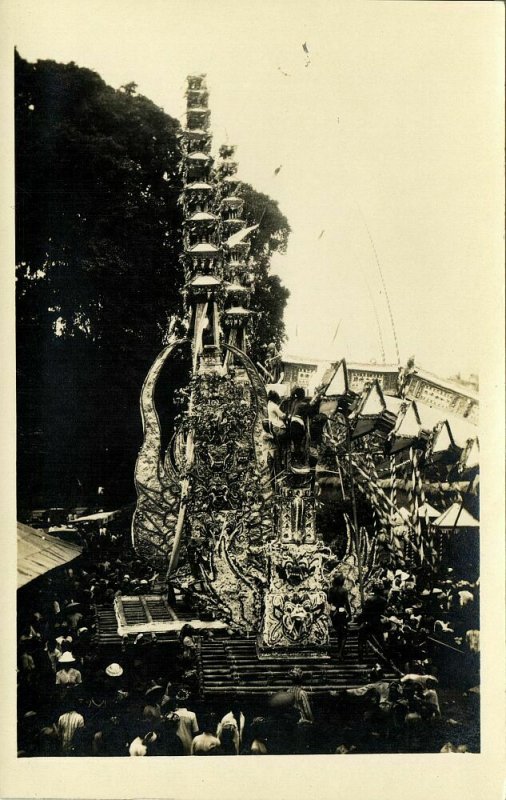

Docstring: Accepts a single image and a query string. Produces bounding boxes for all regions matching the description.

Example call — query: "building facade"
[402,367,478,424]
[346,362,400,396]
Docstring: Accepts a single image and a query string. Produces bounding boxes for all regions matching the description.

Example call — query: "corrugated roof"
[17,523,82,589]
[73,510,120,522]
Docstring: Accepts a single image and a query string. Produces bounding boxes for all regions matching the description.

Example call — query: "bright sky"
[6,0,504,378]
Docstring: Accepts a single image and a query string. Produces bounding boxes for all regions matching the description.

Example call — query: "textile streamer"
[365,452,393,524]
[411,447,421,531]
[371,507,379,549]
[354,474,389,526]
[415,449,430,563]
[407,447,419,564]
[407,446,415,517]
[389,454,397,523]
[192,301,209,372]
[408,446,438,566]
[352,455,394,528]
[223,328,238,368]
[354,467,388,525]
[365,452,387,526]
[212,300,220,348]
[350,454,418,538]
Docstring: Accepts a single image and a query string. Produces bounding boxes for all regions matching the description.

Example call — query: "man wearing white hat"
[56,652,82,687]
[105,663,123,679]
[102,663,129,710]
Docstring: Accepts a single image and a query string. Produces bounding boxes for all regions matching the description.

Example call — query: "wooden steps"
[199,628,394,696]
[95,605,395,696]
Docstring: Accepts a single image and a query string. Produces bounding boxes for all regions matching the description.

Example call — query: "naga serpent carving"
[132,338,189,570]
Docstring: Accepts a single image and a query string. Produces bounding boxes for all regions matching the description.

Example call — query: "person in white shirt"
[55,652,82,687]
[129,731,157,756]
[267,391,287,433]
[400,673,438,689]
[174,689,199,754]
[422,677,441,718]
[57,709,85,754]
[216,705,245,754]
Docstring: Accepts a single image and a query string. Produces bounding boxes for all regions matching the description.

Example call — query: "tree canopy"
[15,51,290,510]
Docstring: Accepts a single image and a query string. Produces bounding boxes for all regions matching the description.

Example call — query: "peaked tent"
[433,503,479,528]
[417,501,441,519]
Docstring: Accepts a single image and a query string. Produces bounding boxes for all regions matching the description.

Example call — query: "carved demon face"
[276,560,310,587]
[273,593,325,642]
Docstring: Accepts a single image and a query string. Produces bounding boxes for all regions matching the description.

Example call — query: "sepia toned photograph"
[3,1,504,797]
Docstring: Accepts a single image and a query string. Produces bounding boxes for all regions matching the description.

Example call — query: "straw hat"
[105,663,124,678]
[58,652,76,664]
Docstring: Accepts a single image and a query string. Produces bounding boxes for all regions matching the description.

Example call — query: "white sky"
[6,0,504,378]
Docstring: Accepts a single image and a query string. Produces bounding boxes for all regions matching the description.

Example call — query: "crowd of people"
[17,519,479,757]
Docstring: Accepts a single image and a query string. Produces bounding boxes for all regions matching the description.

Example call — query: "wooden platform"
[94,600,226,646]
[95,603,395,696]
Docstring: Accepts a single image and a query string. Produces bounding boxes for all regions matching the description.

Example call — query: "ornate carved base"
[257,539,331,656]
[256,636,331,660]
[258,589,330,654]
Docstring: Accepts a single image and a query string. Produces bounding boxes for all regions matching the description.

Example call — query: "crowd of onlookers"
[351,565,479,685]
[17,521,479,756]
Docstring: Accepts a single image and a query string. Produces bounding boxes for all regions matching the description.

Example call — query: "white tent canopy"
[418,501,441,519]
[433,502,479,528]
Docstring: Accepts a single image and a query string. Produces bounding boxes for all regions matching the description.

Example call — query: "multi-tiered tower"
[131,74,330,657]
[132,75,273,633]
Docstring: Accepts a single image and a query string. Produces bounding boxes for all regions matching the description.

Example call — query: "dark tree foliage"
[15,52,290,510]
[239,184,291,365]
